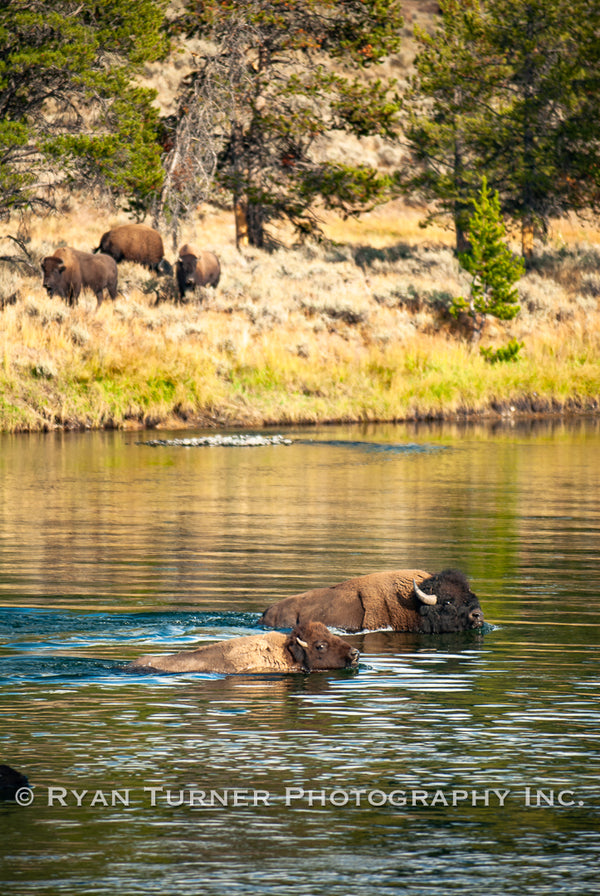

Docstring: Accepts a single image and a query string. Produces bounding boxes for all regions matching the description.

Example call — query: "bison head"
[41,256,66,296]
[285,621,359,672]
[413,569,484,634]
[177,253,197,284]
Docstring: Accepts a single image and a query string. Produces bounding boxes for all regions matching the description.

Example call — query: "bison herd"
[38,231,487,675]
[126,567,486,676]
[41,223,220,308]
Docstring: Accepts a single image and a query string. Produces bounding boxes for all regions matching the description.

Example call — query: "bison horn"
[413,578,437,606]
[295,638,309,649]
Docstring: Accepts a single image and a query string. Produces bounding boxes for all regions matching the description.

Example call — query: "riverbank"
[1,199,599,433]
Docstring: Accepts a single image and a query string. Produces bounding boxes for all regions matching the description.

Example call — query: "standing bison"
[41,247,118,308]
[176,243,221,300]
[260,569,485,634]
[126,621,359,675]
[95,223,166,272]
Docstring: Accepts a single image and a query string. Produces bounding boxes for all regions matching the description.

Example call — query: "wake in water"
[0,608,264,682]
[138,433,446,454]
[294,439,448,455]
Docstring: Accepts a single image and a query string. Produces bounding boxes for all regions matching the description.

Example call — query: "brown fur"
[176,244,221,299]
[96,224,164,271]
[126,621,359,675]
[260,569,485,634]
[41,247,118,307]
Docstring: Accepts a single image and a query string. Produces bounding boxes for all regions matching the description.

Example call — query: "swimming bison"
[260,569,484,634]
[41,247,118,308]
[176,243,221,300]
[96,223,166,272]
[126,621,359,675]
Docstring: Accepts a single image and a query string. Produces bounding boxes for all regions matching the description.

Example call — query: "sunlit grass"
[0,196,599,431]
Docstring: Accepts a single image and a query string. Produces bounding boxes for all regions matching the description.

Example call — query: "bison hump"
[359,569,430,630]
[178,243,198,258]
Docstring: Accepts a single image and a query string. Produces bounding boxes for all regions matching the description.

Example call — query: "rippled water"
[1,421,599,894]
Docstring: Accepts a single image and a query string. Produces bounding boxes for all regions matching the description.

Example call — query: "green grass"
[1,201,600,432]
[0,337,599,432]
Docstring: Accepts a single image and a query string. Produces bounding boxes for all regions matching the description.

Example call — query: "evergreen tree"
[401,0,600,256]
[482,0,600,255]
[399,0,498,252]
[451,177,524,342]
[158,0,404,247]
[0,0,169,223]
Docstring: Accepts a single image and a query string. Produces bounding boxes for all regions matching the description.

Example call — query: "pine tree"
[0,0,169,223]
[451,178,524,343]
[158,0,404,248]
[401,0,600,256]
[399,0,499,252]
[480,0,600,255]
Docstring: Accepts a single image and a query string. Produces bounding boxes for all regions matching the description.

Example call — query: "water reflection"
[0,421,599,894]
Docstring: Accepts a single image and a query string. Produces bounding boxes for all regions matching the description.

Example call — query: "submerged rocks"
[140,434,293,448]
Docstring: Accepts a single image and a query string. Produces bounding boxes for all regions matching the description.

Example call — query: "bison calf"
[41,247,118,308]
[260,568,485,634]
[126,621,359,675]
[175,243,221,301]
[96,223,165,272]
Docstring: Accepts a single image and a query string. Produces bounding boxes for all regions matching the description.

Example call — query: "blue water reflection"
[0,421,599,894]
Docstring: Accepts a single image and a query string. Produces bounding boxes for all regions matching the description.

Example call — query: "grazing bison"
[41,247,118,307]
[96,223,165,272]
[126,621,359,675]
[260,569,485,634]
[176,243,221,300]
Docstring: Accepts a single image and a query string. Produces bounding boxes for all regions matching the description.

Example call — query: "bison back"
[197,251,220,287]
[260,584,365,631]
[260,569,432,632]
[73,250,118,299]
[99,224,164,268]
[128,631,294,674]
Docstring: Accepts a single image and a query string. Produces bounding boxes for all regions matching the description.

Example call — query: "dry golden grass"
[2,0,597,431]
[1,193,600,432]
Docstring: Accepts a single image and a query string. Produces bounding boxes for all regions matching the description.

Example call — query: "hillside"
[0,1,599,432]
[0,190,599,432]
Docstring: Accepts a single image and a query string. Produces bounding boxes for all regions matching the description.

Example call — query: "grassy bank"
[1,199,600,432]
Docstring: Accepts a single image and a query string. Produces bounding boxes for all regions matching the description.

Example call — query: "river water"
[0,421,599,894]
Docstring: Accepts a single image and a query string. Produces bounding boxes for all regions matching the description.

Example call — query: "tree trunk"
[455,223,470,254]
[234,199,249,249]
[453,137,471,255]
[246,202,265,249]
[521,217,534,259]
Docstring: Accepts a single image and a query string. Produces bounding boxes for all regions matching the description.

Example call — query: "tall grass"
[0,197,599,431]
